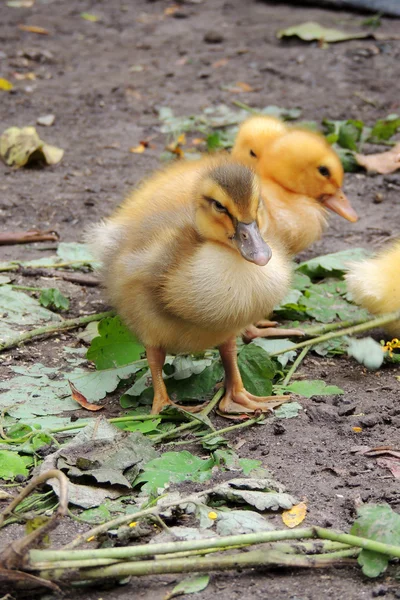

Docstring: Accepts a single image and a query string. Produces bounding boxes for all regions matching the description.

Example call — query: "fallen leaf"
[277,21,368,43]
[80,12,100,22]
[282,501,307,528]
[18,24,50,35]
[352,427,363,433]
[212,58,229,68]
[68,381,104,411]
[164,5,179,16]
[0,126,64,167]
[192,137,205,145]
[225,81,254,93]
[13,71,36,80]
[0,78,13,91]
[376,457,400,479]
[164,575,210,600]
[355,143,400,174]
[129,144,146,154]
[7,0,34,6]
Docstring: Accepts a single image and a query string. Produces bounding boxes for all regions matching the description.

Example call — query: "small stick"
[0,230,59,246]
[0,311,113,353]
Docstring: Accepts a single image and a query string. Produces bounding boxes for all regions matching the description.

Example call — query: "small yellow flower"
[86,535,95,542]
[352,426,362,433]
[129,521,138,528]
[208,511,218,520]
[383,338,400,357]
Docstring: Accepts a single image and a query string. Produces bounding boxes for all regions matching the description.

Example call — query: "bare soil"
[0,1,399,599]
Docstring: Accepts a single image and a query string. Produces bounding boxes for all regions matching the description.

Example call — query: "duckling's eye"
[213,200,227,213]
[249,149,257,158]
[318,165,331,178]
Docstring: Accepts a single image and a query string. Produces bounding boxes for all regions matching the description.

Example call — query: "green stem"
[151,388,224,444]
[270,311,400,357]
[301,318,366,337]
[0,311,113,353]
[33,528,316,561]
[282,346,309,386]
[314,527,400,559]
[11,285,43,292]
[39,548,353,582]
[0,260,95,273]
[167,414,264,446]
[232,100,258,113]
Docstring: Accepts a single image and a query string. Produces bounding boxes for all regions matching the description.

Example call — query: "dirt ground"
[1,0,400,598]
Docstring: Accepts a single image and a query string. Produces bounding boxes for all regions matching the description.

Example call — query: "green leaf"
[56,242,98,266]
[0,286,61,343]
[351,504,400,577]
[369,115,400,143]
[347,337,384,370]
[87,315,145,369]
[212,478,296,511]
[135,451,215,494]
[238,344,276,396]
[283,380,344,398]
[297,248,370,279]
[39,288,69,311]
[252,338,298,368]
[334,147,359,172]
[115,418,161,434]
[165,575,210,600]
[337,119,363,151]
[78,505,111,523]
[277,21,368,43]
[172,355,213,380]
[274,401,303,419]
[260,105,302,121]
[0,450,30,480]
[207,131,222,150]
[216,509,275,536]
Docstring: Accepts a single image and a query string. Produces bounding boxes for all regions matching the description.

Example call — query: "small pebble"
[204,30,224,44]
[373,192,384,204]
[273,422,286,435]
[37,113,55,127]
[372,585,388,597]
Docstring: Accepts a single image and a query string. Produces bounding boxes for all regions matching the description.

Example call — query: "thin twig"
[0,230,59,246]
[168,413,265,446]
[0,311,113,353]
[232,100,258,113]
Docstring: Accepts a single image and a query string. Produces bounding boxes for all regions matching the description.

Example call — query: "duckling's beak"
[234,221,272,266]
[320,189,358,223]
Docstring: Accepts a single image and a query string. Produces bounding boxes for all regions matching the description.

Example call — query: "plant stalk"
[0,311,114,352]
[282,346,309,386]
[270,311,400,357]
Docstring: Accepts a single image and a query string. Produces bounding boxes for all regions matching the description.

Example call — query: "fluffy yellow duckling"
[346,240,400,337]
[232,116,358,256]
[89,156,291,415]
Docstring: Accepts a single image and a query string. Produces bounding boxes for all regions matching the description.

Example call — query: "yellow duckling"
[232,116,358,256]
[346,240,400,338]
[89,156,291,415]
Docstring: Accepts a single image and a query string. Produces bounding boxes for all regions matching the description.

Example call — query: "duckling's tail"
[345,240,400,337]
[85,220,124,273]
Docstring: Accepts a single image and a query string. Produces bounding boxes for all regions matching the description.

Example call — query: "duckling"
[346,240,400,337]
[89,156,291,415]
[232,116,358,256]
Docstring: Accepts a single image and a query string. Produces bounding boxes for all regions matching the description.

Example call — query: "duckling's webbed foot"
[146,346,207,415]
[243,320,304,343]
[218,337,290,415]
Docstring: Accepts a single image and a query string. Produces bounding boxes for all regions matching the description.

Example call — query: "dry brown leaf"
[129,144,146,154]
[192,137,205,145]
[17,24,50,35]
[282,501,307,528]
[376,457,400,479]
[68,381,104,411]
[355,143,400,174]
[164,4,179,16]
[13,71,36,80]
[212,58,229,68]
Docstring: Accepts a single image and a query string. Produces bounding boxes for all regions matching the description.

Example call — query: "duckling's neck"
[261,180,327,256]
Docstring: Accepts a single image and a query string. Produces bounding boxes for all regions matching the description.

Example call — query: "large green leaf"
[282,380,344,398]
[238,344,276,396]
[351,504,400,577]
[277,22,368,43]
[165,575,210,600]
[297,248,370,279]
[87,315,145,369]
[0,450,31,480]
[135,451,216,493]
[369,114,400,143]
